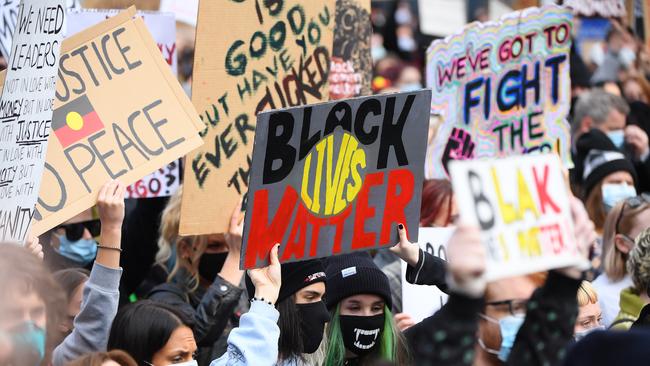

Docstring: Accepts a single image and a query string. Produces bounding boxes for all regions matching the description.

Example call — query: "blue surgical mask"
[602,183,637,212]
[574,325,605,342]
[55,233,97,264]
[479,314,525,362]
[371,46,386,61]
[606,129,625,149]
[8,321,46,366]
[400,83,422,92]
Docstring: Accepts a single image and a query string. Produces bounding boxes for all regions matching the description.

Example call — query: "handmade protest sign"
[449,154,583,281]
[401,227,452,323]
[180,0,335,236]
[425,5,573,179]
[66,9,177,75]
[66,8,181,199]
[0,7,204,235]
[0,0,65,242]
[329,0,371,100]
[241,90,431,269]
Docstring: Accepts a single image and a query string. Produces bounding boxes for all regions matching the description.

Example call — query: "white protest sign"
[401,227,453,324]
[159,0,198,26]
[125,159,180,199]
[66,9,177,75]
[0,0,65,242]
[449,154,583,281]
[0,0,20,59]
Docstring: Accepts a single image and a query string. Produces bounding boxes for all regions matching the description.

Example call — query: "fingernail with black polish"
[398,224,404,230]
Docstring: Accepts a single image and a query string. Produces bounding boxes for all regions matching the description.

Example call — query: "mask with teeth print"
[339,314,385,356]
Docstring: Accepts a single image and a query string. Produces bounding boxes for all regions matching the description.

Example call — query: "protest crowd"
[2,0,650,365]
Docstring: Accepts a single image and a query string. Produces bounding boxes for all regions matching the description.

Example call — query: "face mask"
[574,325,605,342]
[606,129,625,149]
[8,321,46,366]
[619,47,636,68]
[602,183,637,212]
[296,301,331,354]
[397,36,416,52]
[479,314,525,362]
[339,313,385,356]
[56,233,97,264]
[198,252,228,282]
[371,46,387,61]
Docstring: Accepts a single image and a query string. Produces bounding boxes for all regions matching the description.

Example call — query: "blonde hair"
[168,235,209,292]
[577,281,599,307]
[627,227,650,293]
[155,187,184,266]
[603,200,650,281]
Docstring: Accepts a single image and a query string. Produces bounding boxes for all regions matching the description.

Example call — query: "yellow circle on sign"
[66,111,84,131]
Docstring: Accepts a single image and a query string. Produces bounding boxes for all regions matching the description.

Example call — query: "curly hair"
[627,227,650,293]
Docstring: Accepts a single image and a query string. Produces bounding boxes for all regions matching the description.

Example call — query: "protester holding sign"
[147,200,246,363]
[323,251,409,365]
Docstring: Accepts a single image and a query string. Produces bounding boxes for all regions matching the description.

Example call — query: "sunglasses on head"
[56,219,101,241]
[615,193,650,235]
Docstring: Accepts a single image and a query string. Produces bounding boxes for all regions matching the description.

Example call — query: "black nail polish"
[398,224,404,230]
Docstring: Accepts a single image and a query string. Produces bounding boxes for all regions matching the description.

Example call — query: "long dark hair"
[277,295,306,362]
[107,300,194,364]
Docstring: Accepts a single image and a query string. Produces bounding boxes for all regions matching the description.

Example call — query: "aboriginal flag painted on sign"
[52,95,105,148]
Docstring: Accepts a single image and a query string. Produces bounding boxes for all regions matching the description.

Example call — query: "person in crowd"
[52,268,90,346]
[572,90,650,195]
[210,245,329,365]
[578,149,637,233]
[136,189,182,297]
[611,227,650,329]
[323,251,410,365]
[68,350,137,366]
[44,208,101,272]
[107,300,197,365]
[622,74,650,104]
[574,281,604,341]
[51,180,126,365]
[0,243,65,365]
[147,200,246,363]
[591,26,637,85]
[374,179,452,323]
[395,65,422,92]
[593,195,650,326]
[395,223,486,366]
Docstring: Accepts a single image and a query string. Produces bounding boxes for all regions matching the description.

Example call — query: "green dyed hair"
[323,304,406,366]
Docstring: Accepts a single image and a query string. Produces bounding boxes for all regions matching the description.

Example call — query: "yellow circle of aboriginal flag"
[52,95,105,148]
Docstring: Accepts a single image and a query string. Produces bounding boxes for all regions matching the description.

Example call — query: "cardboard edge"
[61,6,137,53]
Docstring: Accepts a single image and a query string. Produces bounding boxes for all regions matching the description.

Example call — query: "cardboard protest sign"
[66,9,177,75]
[179,0,335,236]
[425,5,573,179]
[0,0,65,242]
[125,160,180,199]
[0,0,77,60]
[0,7,204,235]
[449,154,583,281]
[401,227,452,323]
[241,90,431,269]
[329,0,371,99]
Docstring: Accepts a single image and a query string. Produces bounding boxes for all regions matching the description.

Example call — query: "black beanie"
[582,149,637,199]
[323,252,392,310]
[245,259,326,303]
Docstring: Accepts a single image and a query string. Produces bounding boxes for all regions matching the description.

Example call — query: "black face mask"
[339,314,385,356]
[296,301,331,354]
[198,252,228,282]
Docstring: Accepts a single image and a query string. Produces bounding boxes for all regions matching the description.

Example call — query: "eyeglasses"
[485,299,528,316]
[55,219,101,241]
[614,193,650,235]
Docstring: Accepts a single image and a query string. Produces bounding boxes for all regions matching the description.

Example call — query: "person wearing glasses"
[593,194,650,327]
[611,227,650,329]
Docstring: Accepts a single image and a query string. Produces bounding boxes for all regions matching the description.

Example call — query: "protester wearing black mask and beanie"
[147,203,247,364]
[323,251,410,365]
[245,258,329,362]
